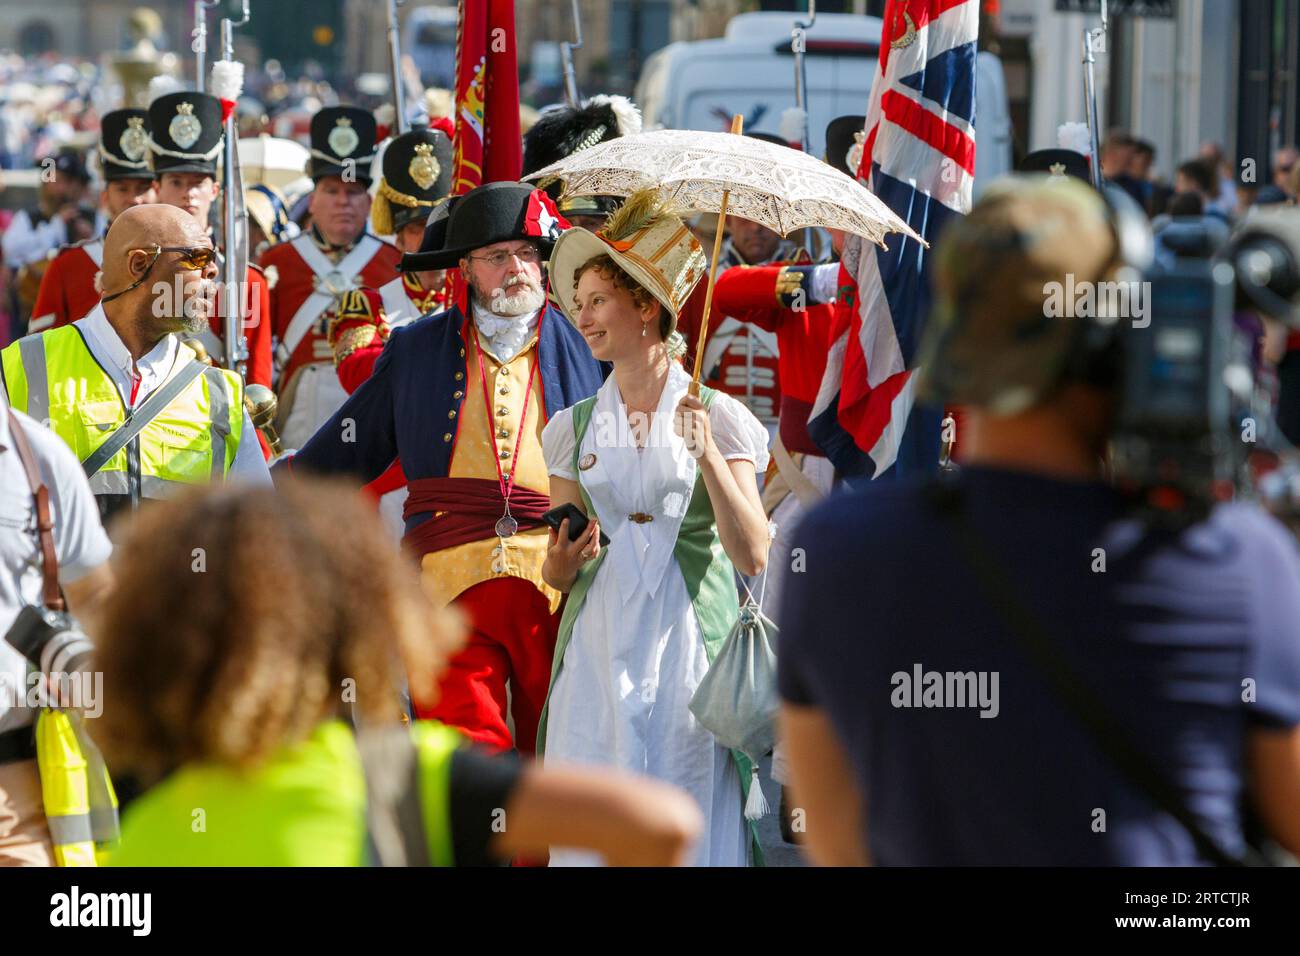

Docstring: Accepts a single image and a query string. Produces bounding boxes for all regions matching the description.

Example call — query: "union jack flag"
[808,0,978,478]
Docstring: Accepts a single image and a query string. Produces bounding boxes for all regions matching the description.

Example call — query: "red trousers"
[418,577,559,755]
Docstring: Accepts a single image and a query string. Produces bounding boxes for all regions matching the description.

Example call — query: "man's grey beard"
[472,275,545,317]
[179,284,216,334]
[179,312,209,335]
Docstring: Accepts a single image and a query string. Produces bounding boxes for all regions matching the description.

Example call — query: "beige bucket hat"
[549,189,708,327]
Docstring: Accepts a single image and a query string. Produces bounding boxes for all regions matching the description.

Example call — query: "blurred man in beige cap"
[778,176,1300,866]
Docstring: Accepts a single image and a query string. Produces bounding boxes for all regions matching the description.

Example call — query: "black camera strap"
[80,358,207,480]
[6,409,63,612]
[926,479,1267,867]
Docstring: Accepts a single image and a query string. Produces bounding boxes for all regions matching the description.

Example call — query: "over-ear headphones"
[1059,183,1156,391]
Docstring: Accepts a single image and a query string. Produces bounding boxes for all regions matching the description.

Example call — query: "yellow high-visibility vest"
[35,709,119,867]
[1,325,243,500]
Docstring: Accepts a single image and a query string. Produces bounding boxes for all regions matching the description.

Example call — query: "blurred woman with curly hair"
[97,478,701,866]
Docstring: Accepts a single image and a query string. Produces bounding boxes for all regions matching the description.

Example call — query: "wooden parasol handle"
[689,113,745,397]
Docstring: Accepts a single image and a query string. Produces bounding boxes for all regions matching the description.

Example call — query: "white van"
[636,11,1013,196]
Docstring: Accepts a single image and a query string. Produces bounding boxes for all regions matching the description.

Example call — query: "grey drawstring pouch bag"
[689,574,779,820]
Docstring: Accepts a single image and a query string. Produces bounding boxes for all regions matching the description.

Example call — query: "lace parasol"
[523,127,923,248]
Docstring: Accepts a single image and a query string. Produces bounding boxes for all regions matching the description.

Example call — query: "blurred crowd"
[1098,126,1300,222]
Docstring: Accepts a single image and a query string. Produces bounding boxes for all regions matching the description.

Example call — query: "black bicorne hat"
[825,115,867,177]
[147,92,224,177]
[99,109,153,181]
[1018,148,1092,184]
[523,95,641,220]
[372,126,453,234]
[308,106,378,183]
[400,181,567,273]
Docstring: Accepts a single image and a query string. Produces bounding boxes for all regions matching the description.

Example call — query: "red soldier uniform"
[261,230,401,448]
[711,262,835,457]
[261,105,402,451]
[29,239,103,333]
[677,236,809,431]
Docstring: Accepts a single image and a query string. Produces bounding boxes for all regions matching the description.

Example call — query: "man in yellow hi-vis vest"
[1,204,270,522]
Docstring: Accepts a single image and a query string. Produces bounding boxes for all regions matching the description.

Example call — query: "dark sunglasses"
[158,246,218,270]
[101,245,218,304]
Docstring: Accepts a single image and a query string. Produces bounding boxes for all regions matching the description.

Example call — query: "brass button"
[497,406,508,417]
[501,470,511,481]
[499,450,510,460]
[443,432,452,442]
[500,365,510,375]
[499,385,510,396]
[459,348,465,357]
[497,428,509,439]
[453,390,463,399]
[448,410,456,419]
[454,372,464,381]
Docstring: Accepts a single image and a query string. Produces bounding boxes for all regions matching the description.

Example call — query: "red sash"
[402,477,550,557]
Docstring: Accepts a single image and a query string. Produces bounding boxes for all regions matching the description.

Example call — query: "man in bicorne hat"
[146,91,275,397]
[276,182,605,755]
[29,110,158,334]
[259,106,401,451]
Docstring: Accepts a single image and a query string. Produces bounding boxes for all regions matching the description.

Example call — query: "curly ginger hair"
[91,478,464,784]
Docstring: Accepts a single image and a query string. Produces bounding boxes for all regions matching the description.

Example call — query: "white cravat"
[471,300,540,363]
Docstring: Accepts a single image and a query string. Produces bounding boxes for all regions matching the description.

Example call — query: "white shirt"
[0,410,111,731]
[74,305,271,485]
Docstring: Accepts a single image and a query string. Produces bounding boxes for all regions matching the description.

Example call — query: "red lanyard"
[475,332,539,507]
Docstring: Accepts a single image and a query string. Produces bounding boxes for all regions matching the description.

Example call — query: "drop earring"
[641,322,648,337]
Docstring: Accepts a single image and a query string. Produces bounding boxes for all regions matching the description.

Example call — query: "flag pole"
[218,0,250,379]
[561,0,584,107]
[689,113,744,398]
[387,0,410,134]
[194,1,221,92]
[1082,0,1108,190]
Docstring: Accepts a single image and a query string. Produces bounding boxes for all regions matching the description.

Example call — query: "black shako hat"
[523,94,641,219]
[400,181,567,273]
[308,106,378,184]
[825,114,867,177]
[99,109,153,181]
[148,92,224,177]
[372,125,453,234]
[1018,148,1092,183]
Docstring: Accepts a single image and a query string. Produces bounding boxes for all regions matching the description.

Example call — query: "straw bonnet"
[548,188,708,327]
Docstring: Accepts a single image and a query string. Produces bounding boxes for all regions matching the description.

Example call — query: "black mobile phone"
[541,503,610,547]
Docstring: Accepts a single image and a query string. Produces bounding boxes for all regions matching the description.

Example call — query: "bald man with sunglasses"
[1,205,270,520]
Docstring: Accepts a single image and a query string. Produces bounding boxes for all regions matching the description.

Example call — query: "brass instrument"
[243,383,284,458]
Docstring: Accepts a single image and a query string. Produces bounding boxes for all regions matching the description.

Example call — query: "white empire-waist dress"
[540,362,770,867]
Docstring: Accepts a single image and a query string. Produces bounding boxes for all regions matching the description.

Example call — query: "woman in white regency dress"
[538,193,772,867]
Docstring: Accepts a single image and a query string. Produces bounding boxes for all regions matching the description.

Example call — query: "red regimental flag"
[451,0,522,196]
